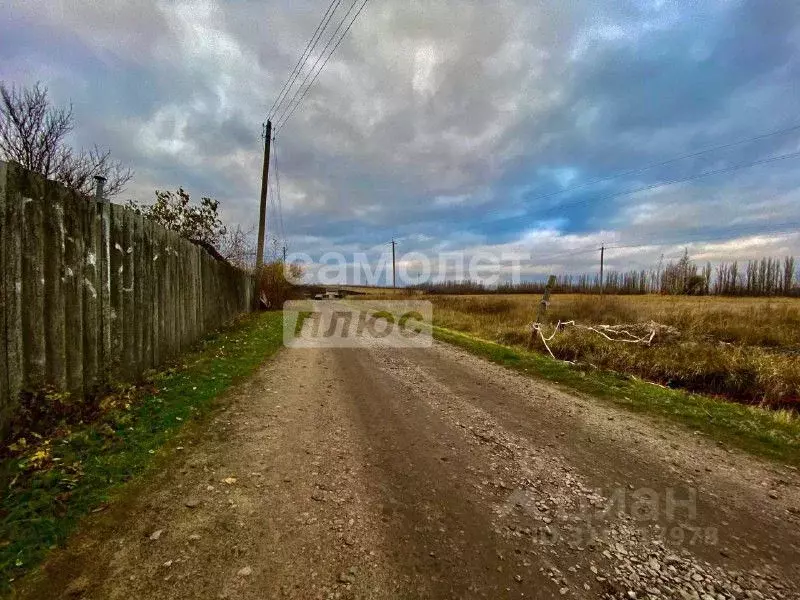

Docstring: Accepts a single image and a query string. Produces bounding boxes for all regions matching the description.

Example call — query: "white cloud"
[3,0,800,281]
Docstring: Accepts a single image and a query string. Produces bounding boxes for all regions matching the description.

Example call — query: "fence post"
[62,188,85,394]
[529,275,557,349]
[97,179,111,383]
[43,182,66,389]
[21,179,46,389]
[0,162,7,430]
[535,275,557,324]
[83,184,101,393]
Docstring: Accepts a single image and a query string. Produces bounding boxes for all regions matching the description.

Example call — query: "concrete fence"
[0,161,256,434]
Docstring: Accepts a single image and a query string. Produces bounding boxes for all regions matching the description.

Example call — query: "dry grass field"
[427,294,800,409]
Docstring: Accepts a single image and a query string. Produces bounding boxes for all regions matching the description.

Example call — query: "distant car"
[314,294,324,300]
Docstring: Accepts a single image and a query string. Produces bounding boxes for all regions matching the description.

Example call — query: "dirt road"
[16,340,800,599]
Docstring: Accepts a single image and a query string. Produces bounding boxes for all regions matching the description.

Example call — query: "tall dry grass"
[427,294,800,408]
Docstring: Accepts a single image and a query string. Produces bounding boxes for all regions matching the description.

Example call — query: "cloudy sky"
[2,0,800,283]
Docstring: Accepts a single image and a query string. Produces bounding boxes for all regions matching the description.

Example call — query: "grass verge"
[0,311,284,590]
[433,325,800,467]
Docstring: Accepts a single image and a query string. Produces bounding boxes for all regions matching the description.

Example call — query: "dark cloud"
[1,0,799,278]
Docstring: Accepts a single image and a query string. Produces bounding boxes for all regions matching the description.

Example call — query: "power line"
[267,0,344,121]
[604,208,800,250]
[530,246,603,263]
[518,121,800,207]
[273,0,361,128]
[501,149,800,222]
[266,168,280,256]
[273,136,286,248]
[273,0,363,131]
[262,139,283,256]
[480,139,800,273]
[275,0,371,134]
[604,221,800,252]
[532,227,797,266]
[525,217,800,265]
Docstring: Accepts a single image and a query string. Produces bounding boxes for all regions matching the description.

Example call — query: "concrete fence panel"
[0,161,256,435]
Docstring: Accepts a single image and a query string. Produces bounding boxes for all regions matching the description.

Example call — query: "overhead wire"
[603,221,800,253]
[266,0,344,122]
[516,121,800,207]
[524,214,800,266]
[273,135,286,250]
[272,0,361,128]
[479,149,800,224]
[266,167,281,259]
[275,0,371,134]
[526,245,605,263]
[263,8,800,273]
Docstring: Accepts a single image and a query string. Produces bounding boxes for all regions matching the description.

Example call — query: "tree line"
[414,251,799,297]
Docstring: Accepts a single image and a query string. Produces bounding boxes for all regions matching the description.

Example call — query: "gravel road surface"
[16,338,800,599]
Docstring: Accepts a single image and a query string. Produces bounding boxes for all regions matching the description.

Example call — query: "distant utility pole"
[600,245,605,295]
[283,245,287,263]
[391,239,397,288]
[255,120,273,273]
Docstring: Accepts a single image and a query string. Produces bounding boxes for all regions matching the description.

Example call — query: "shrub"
[258,261,304,309]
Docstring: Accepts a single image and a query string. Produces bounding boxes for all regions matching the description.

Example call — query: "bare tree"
[0,81,132,197]
[219,224,257,271]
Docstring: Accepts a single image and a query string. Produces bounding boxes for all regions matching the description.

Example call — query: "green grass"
[434,325,800,466]
[0,311,284,590]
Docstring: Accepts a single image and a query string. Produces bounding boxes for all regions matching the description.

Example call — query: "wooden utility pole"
[391,239,397,288]
[283,245,287,263]
[600,245,605,295]
[255,120,273,273]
